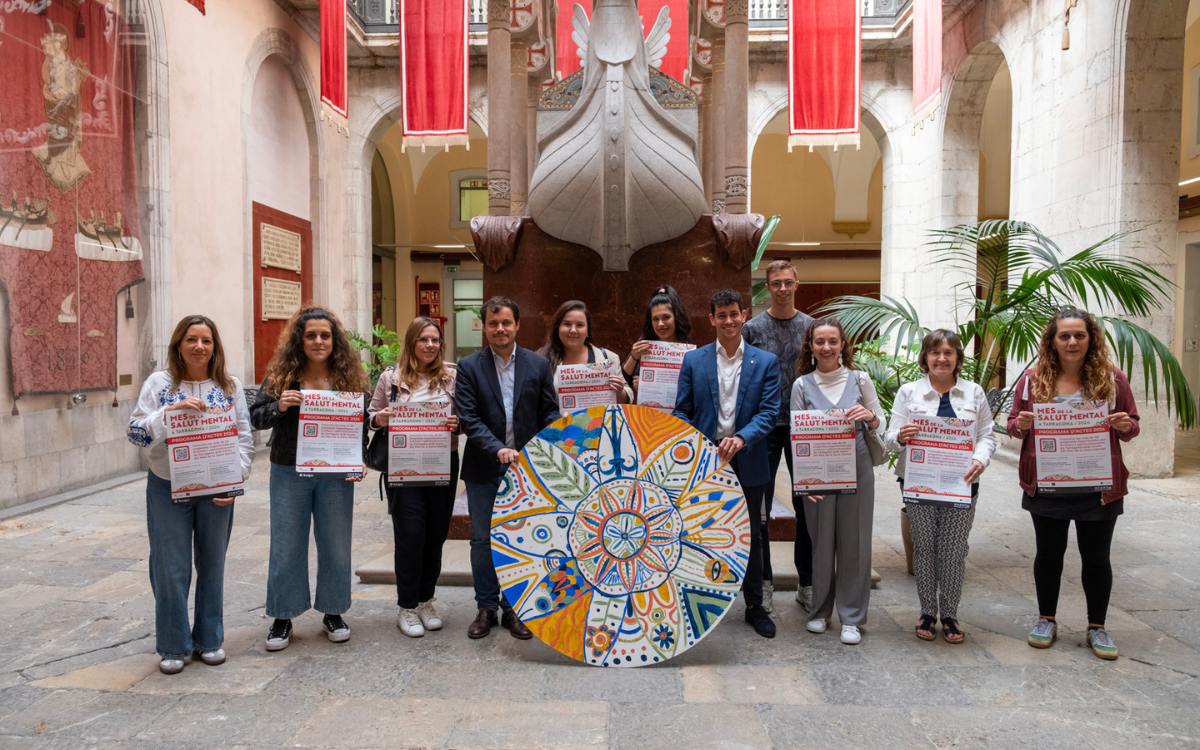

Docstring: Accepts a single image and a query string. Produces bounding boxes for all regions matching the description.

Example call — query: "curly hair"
[166,315,235,396]
[395,316,452,392]
[264,306,369,396]
[796,317,856,377]
[641,285,691,344]
[1032,309,1114,403]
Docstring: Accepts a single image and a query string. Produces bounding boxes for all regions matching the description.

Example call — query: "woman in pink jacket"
[1007,309,1139,661]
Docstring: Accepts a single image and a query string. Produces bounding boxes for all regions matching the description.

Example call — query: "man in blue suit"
[455,296,561,640]
[673,289,781,637]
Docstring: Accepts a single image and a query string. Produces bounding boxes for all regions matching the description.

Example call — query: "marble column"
[701,69,713,209]
[723,1,749,214]
[510,39,529,217]
[710,37,726,214]
[487,0,511,215]
[527,80,539,185]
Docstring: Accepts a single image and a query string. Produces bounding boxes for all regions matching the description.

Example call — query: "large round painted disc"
[491,405,749,667]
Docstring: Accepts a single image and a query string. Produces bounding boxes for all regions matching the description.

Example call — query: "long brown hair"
[167,315,235,396]
[264,306,369,396]
[539,300,594,369]
[796,317,856,377]
[1032,309,1114,403]
[395,317,453,392]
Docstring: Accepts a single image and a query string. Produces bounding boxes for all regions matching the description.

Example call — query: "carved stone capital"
[724,174,748,197]
[712,212,764,270]
[487,0,510,28]
[724,0,748,23]
[470,215,525,271]
[488,177,512,202]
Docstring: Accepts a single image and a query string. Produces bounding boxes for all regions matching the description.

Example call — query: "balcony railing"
[350,0,907,33]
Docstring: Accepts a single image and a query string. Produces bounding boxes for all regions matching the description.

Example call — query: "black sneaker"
[745,605,777,638]
[266,618,292,651]
[323,614,351,643]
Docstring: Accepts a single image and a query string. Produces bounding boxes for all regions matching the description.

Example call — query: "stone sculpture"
[528,0,707,272]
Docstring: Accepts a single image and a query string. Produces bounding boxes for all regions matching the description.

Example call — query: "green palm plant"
[820,220,1197,428]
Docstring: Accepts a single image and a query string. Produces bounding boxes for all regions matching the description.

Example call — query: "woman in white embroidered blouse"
[886,329,995,645]
[127,315,254,676]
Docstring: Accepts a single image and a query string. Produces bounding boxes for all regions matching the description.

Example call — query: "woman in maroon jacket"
[1007,309,1139,661]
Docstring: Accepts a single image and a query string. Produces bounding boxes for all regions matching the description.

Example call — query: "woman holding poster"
[622,285,692,394]
[1008,309,1139,661]
[250,307,370,652]
[368,317,461,637]
[128,316,254,675]
[539,300,633,410]
[791,318,886,646]
[888,330,995,644]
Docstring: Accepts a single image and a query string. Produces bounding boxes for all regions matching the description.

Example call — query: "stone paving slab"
[0,455,1198,748]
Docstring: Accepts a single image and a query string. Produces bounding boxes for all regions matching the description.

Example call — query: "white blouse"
[885,375,997,477]
[127,371,255,481]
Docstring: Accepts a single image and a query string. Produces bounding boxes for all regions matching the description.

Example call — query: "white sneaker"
[196,648,225,666]
[761,581,775,614]
[795,585,813,612]
[397,608,425,638]
[841,624,862,645]
[159,658,184,675]
[806,618,827,634]
[416,599,443,630]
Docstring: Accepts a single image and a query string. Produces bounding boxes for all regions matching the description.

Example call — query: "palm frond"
[817,295,927,355]
[1098,317,1197,428]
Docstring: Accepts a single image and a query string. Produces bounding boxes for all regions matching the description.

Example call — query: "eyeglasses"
[417,337,441,346]
[767,280,797,290]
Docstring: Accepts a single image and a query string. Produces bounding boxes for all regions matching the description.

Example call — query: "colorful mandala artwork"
[491,405,750,667]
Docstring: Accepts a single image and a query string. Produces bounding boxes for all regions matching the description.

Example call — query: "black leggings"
[1030,513,1117,626]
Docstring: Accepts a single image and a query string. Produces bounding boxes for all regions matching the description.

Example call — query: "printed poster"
[902,416,975,508]
[790,409,857,496]
[1034,401,1113,494]
[388,400,452,486]
[296,390,365,477]
[636,341,696,412]
[166,407,244,501]
[557,362,617,413]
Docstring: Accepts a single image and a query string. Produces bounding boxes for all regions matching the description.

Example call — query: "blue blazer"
[454,344,562,484]
[672,341,780,487]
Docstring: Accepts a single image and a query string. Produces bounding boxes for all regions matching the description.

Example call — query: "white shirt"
[886,375,997,476]
[492,346,517,449]
[127,371,255,481]
[715,338,744,441]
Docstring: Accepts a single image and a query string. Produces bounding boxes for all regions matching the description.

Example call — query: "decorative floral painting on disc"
[491,405,749,667]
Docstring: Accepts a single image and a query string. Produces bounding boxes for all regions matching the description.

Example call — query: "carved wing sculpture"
[645,7,670,70]
[528,0,706,272]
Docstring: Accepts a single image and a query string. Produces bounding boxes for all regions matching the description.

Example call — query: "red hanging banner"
[321,0,347,121]
[184,0,205,14]
[788,0,860,150]
[400,0,469,151]
[556,0,586,80]
[639,0,689,83]
[912,0,942,125]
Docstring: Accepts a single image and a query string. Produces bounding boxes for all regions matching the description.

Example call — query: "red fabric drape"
[912,0,942,125]
[400,0,469,151]
[184,0,205,13]
[639,0,689,82]
[321,0,347,120]
[556,0,586,80]
[0,2,144,398]
[788,0,860,150]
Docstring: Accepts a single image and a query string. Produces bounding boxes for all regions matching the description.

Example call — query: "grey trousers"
[908,502,976,620]
[803,456,875,626]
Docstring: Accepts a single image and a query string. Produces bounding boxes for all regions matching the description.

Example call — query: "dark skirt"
[1022,491,1123,521]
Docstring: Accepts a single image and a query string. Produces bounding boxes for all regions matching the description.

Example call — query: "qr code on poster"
[303,424,318,437]
[1039,438,1057,452]
[562,396,576,409]
[173,446,189,462]
[909,449,926,463]
[795,443,810,457]
[641,370,655,382]
[393,435,407,448]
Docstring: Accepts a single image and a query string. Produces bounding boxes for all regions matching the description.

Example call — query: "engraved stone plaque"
[262,277,303,321]
[261,223,302,273]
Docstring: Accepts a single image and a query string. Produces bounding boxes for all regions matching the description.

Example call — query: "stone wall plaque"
[260,223,302,273]
[261,277,302,321]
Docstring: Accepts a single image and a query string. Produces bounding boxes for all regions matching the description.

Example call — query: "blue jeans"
[267,463,354,619]
[146,471,234,659]
[465,477,510,612]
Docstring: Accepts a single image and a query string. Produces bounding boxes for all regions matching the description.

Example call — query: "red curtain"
[321,0,347,120]
[639,0,689,82]
[556,0,585,80]
[0,2,144,398]
[912,0,942,125]
[400,0,469,151]
[788,0,860,150]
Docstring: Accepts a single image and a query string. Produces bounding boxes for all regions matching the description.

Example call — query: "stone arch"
[240,27,325,380]
[940,41,1008,229]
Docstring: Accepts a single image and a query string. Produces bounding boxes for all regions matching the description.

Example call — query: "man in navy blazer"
[455,296,561,640]
[673,289,780,637]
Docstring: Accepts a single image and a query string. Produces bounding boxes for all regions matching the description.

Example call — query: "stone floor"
[0,453,1198,749]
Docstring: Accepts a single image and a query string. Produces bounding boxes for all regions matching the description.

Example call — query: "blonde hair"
[396,317,452,392]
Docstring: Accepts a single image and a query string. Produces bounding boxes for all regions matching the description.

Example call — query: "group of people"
[128,259,1140,675]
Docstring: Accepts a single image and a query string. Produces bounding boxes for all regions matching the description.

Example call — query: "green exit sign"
[446,266,458,274]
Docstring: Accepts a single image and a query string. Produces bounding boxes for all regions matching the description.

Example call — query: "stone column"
[487,0,511,215]
[723,1,749,214]
[510,39,529,216]
[701,69,713,209]
[710,37,726,214]
[528,80,539,185]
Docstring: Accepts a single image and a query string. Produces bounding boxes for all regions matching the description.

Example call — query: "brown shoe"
[467,607,498,639]
[501,609,533,640]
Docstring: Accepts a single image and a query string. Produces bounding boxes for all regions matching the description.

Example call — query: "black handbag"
[365,383,397,473]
